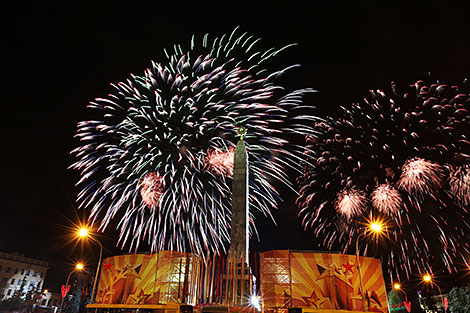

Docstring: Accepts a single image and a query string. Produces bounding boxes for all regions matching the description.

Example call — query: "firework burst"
[449,165,470,206]
[335,188,367,219]
[371,184,402,214]
[396,158,444,197]
[72,28,318,255]
[297,78,470,280]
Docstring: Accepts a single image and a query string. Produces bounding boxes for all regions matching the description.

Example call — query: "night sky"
[3,1,469,293]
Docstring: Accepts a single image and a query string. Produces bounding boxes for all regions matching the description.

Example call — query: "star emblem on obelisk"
[237,126,247,138]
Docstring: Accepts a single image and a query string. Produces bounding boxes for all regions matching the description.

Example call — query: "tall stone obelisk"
[228,126,249,265]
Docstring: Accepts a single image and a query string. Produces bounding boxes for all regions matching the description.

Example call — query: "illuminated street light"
[78,228,88,238]
[422,274,446,313]
[423,274,432,282]
[76,227,103,304]
[59,263,84,313]
[356,220,385,311]
[370,222,382,233]
[392,282,409,305]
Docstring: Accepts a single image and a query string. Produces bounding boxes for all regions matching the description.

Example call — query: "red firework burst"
[140,172,164,208]
[205,147,235,176]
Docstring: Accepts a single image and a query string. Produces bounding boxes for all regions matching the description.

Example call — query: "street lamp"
[356,220,385,311]
[422,274,446,313]
[393,282,409,305]
[59,263,84,313]
[77,227,103,304]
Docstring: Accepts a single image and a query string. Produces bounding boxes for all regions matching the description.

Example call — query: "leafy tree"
[388,290,405,311]
[447,286,470,313]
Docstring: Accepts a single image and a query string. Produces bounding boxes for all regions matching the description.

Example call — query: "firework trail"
[72,28,318,255]
[297,78,470,280]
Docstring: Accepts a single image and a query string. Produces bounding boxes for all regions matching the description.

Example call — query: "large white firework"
[72,28,318,255]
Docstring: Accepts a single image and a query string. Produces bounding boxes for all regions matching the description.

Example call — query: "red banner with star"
[259,251,389,313]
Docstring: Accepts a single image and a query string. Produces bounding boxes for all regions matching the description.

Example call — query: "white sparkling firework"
[334,188,367,219]
[397,158,444,196]
[449,165,470,206]
[371,184,402,214]
[71,28,319,255]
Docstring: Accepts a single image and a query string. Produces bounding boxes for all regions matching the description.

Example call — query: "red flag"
[61,285,71,298]
[404,301,411,312]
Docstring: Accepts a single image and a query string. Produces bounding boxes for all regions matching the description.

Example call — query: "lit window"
[17,280,21,286]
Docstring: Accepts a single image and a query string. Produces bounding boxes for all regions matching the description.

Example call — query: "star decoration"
[316,264,353,288]
[114,264,142,282]
[127,288,152,304]
[301,290,331,308]
[103,261,113,271]
[343,260,355,273]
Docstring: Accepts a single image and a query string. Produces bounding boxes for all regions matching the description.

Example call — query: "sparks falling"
[71,28,319,255]
[335,188,367,219]
[371,184,402,214]
[397,158,444,196]
[297,78,470,281]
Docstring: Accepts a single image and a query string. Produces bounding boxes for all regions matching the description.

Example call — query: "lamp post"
[356,221,384,311]
[393,283,409,303]
[423,274,446,313]
[77,227,103,304]
[59,263,84,313]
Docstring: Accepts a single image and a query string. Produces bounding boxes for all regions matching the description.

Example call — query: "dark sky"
[2,1,469,292]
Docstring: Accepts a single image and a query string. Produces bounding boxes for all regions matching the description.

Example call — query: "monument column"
[229,127,249,265]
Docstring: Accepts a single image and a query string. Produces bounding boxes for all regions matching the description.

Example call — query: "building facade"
[0,252,49,300]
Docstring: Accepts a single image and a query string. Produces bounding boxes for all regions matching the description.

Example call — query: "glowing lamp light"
[423,274,432,282]
[76,263,84,270]
[43,289,48,294]
[250,294,261,311]
[370,222,382,233]
[393,283,401,290]
[78,228,88,238]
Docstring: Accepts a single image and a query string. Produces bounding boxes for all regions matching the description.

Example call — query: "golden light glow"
[78,228,89,238]
[370,222,383,233]
[423,274,432,282]
[393,283,401,290]
[43,289,48,293]
[76,263,84,270]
